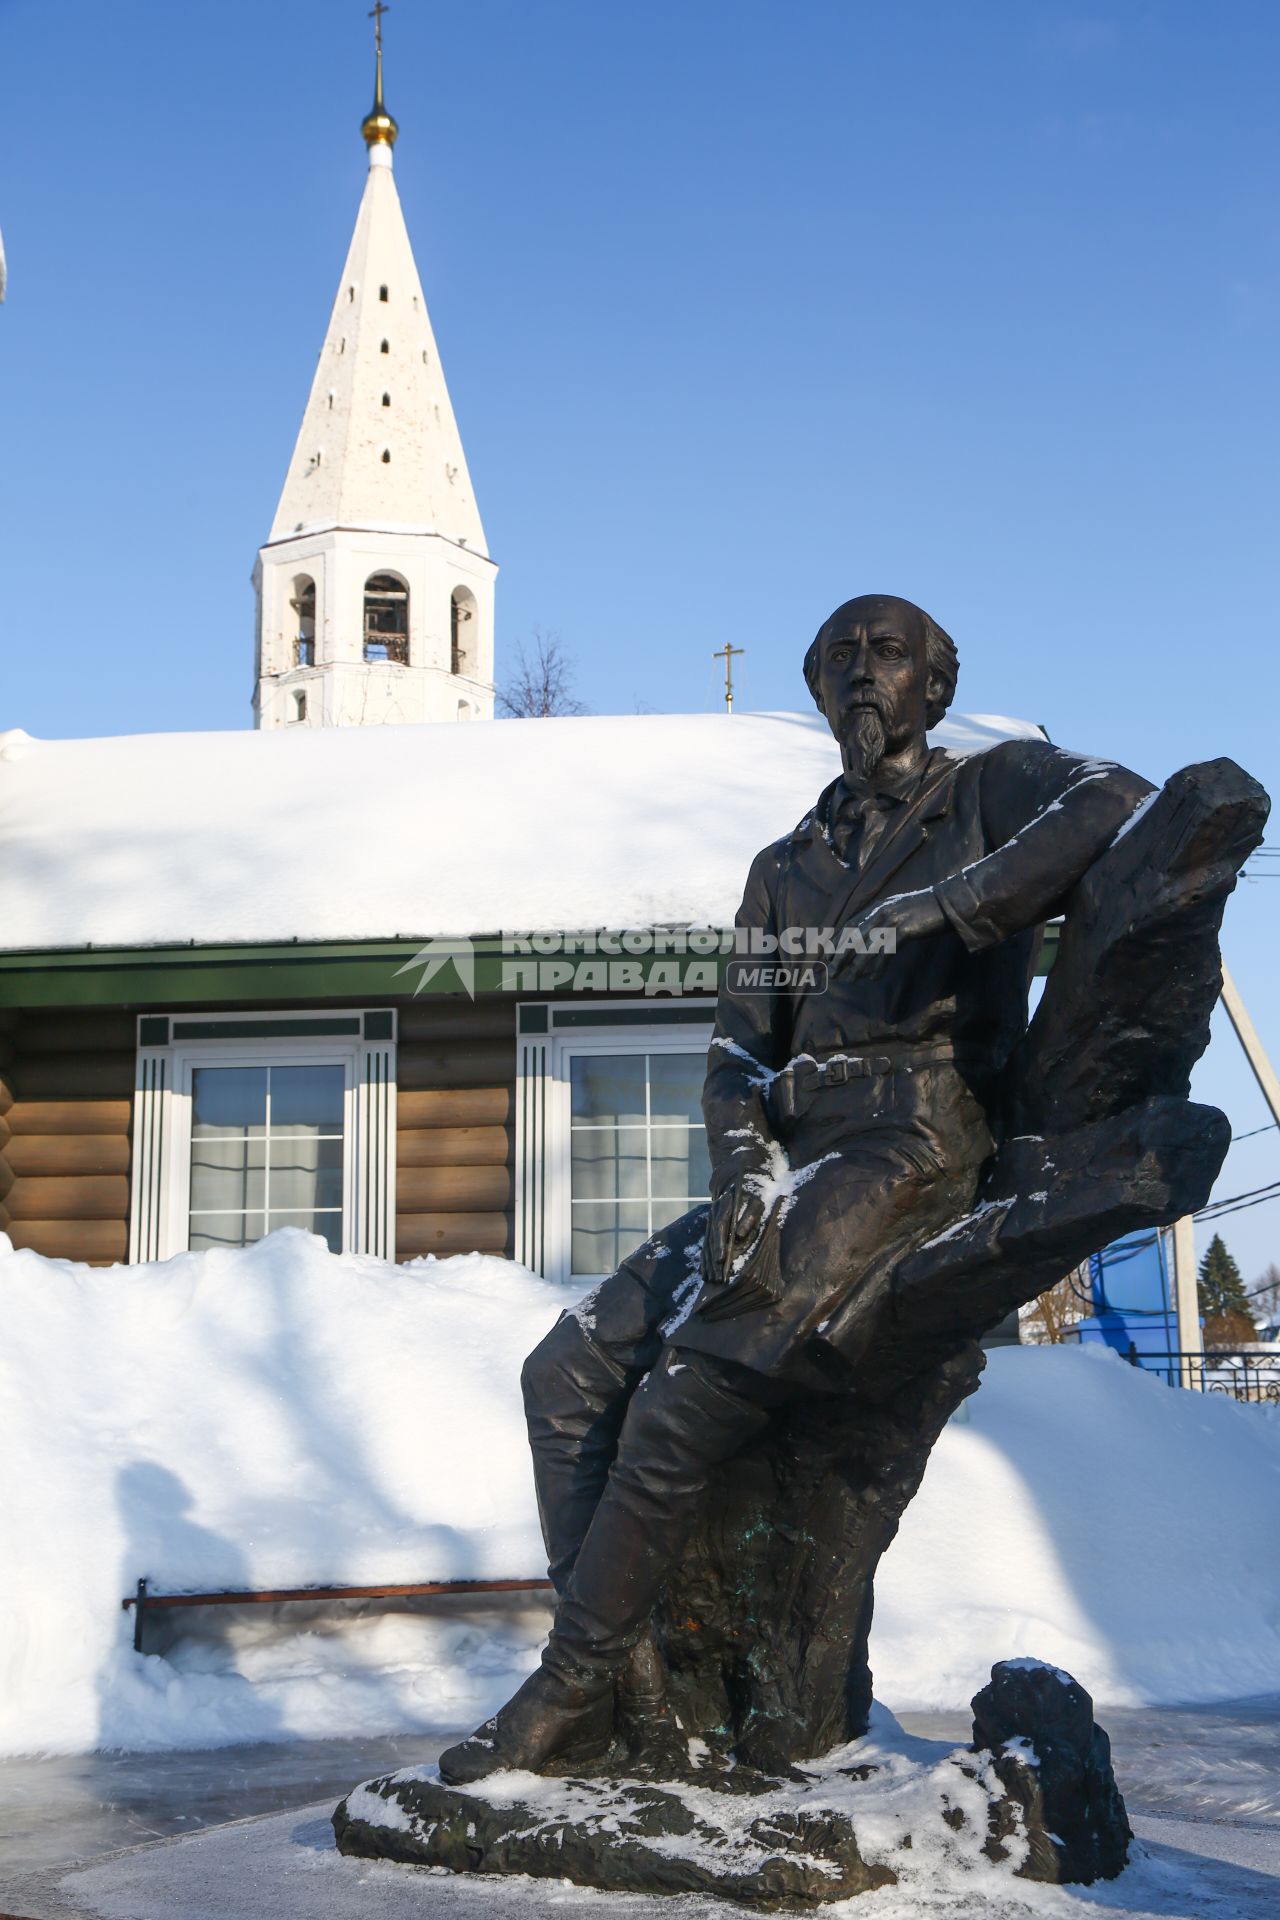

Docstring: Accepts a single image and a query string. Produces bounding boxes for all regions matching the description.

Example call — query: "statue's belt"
[769,1043,972,1125]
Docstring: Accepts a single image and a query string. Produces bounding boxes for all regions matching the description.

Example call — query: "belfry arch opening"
[450,587,477,677]
[363,572,409,665]
[290,576,316,667]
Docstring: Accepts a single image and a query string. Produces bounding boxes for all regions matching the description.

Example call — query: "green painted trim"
[171,1017,363,1041]
[0,923,1059,1010]
[0,941,463,1009]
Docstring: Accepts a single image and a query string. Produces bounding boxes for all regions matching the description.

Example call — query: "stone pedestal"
[334,1662,1132,1908]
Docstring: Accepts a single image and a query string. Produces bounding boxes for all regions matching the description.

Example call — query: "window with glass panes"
[568,1050,711,1276]
[188,1062,346,1253]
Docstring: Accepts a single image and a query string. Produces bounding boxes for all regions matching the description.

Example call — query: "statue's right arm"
[701,846,786,1202]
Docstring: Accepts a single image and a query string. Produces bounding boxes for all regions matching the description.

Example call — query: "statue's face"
[815,597,932,759]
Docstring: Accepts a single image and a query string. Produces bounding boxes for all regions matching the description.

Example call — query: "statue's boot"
[617,1629,689,1776]
[437,1663,613,1785]
[522,1312,639,1593]
[545,1348,775,1669]
[441,1351,773,1784]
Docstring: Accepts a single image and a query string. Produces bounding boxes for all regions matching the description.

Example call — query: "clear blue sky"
[1,0,1276,1285]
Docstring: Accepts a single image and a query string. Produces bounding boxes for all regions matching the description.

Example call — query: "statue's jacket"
[666,738,1152,1383]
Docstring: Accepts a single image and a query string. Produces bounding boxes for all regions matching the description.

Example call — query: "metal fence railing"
[1117,1344,1280,1402]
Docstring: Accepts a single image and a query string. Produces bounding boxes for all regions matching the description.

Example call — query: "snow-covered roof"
[0,710,1042,952]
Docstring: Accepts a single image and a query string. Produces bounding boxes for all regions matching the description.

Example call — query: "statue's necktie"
[831,790,895,867]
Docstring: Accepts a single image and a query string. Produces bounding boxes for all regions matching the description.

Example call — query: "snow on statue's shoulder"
[0,708,1042,953]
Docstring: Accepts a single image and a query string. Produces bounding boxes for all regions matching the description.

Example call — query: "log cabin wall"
[0,1016,14,1243]
[1,1010,134,1265]
[395,996,516,1259]
[0,989,707,1268]
[0,998,517,1268]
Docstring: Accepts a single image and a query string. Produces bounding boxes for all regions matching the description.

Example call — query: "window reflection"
[189,1063,345,1254]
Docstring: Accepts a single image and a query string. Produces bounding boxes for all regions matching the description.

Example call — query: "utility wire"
[1194,1180,1280,1223]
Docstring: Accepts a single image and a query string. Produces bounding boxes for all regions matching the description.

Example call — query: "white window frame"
[129,1011,396,1263]
[515,1002,714,1284]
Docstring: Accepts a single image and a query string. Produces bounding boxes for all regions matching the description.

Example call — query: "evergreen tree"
[1197,1233,1257,1344]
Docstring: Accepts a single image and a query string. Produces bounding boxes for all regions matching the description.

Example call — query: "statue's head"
[803,595,959,771]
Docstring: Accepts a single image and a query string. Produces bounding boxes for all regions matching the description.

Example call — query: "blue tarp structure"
[1072,1229,1183,1369]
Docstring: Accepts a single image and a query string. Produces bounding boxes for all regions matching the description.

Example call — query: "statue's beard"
[845,708,887,778]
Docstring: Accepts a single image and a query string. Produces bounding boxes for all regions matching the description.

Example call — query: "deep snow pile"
[2,1230,1278,1758]
[0,709,1039,950]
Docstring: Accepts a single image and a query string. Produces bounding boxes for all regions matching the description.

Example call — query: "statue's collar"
[823,746,953,825]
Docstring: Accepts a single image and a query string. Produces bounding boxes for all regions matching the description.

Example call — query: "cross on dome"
[362,2,398,150]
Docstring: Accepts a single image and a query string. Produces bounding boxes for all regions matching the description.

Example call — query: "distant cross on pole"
[713,642,745,713]
[369,1,389,56]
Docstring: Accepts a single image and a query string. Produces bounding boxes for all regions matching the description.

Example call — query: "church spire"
[361,2,399,153]
[252,11,497,731]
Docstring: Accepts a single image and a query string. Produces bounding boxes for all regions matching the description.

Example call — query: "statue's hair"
[803,600,959,730]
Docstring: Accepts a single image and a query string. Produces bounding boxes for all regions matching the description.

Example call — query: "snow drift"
[1,1229,1277,1757]
[0,709,1040,951]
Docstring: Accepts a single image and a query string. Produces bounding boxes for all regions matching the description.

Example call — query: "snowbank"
[2,1230,1278,1757]
[0,709,1039,950]
[0,1232,563,1757]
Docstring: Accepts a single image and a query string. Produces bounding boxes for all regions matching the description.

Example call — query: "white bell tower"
[254,22,497,729]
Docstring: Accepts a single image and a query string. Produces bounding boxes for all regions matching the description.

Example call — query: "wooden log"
[7,1098,133,1137]
[397,1125,512,1169]
[396,1043,516,1092]
[7,1218,128,1263]
[14,1013,137,1055]
[396,1211,512,1258]
[0,1111,9,1149]
[6,1134,132,1178]
[0,1072,12,1120]
[0,1203,10,1233]
[396,1087,512,1130]
[396,1001,516,1045]
[14,1055,136,1100]
[0,1160,12,1205]
[6,1174,131,1222]
[396,1164,512,1214]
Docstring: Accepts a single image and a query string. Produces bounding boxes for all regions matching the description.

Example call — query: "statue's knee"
[620,1352,766,1479]
[521,1313,583,1412]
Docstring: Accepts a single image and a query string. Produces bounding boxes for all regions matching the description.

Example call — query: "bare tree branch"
[497,628,587,718]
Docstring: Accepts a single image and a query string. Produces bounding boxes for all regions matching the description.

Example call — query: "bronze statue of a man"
[440,593,1151,1785]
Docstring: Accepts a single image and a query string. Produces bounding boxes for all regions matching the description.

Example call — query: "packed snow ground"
[2,1229,1278,1760]
[0,709,1040,950]
[29,1815,1280,1920]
